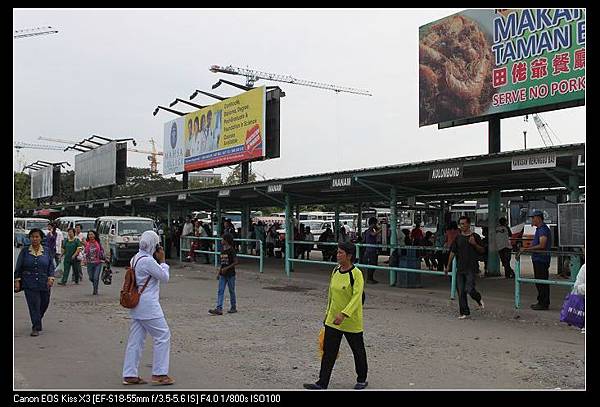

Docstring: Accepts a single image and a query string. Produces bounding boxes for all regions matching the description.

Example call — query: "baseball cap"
[529,210,544,218]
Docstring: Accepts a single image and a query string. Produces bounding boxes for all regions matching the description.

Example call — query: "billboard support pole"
[487,117,501,276]
[241,163,249,183]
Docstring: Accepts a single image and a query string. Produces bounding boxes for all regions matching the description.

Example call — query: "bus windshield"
[509,200,557,227]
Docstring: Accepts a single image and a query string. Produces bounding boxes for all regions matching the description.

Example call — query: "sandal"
[122,377,147,385]
[151,375,175,385]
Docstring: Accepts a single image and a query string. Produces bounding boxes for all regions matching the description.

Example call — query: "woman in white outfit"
[573,263,585,334]
[122,230,174,385]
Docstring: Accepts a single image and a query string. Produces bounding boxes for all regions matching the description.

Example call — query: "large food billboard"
[419,9,586,127]
[163,86,266,174]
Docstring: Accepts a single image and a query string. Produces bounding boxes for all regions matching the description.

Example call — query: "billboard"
[74,141,127,191]
[419,9,586,127]
[163,117,185,175]
[30,165,53,199]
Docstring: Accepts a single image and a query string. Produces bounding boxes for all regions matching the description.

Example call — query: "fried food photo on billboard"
[419,15,496,125]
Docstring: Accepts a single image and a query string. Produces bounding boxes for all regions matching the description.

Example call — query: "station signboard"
[267,184,283,193]
[429,164,464,181]
[511,153,557,170]
[419,9,586,127]
[331,176,353,189]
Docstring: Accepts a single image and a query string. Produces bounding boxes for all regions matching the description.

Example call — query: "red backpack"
[120,256,151,309]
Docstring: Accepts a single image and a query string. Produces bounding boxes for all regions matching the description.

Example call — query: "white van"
[14,218,50,247]
[95,216,156,265]
[55,217,97,240]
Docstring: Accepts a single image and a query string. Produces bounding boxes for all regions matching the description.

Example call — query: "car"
[95,216,156,265]
[14,217,50,247]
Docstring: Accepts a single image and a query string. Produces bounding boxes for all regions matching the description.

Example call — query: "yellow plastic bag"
[318,327,339,360]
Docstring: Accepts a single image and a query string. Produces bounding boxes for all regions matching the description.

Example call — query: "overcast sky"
[14,8,586,182]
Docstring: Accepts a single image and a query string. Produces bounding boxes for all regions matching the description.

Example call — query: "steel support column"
[285,194,292,277]
[389,187,398,286]
[487,188,501,276]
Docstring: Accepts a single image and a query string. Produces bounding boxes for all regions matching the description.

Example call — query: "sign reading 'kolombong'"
[419,9,585,127]
[429,164,463,181]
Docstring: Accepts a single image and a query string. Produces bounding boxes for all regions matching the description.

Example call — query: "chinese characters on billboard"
[419,9,585,127]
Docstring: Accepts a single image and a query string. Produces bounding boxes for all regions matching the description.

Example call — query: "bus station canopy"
[28,143,585,216]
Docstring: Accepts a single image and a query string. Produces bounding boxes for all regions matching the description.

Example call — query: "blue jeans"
[87,263,102,294]
[216,274,236,310]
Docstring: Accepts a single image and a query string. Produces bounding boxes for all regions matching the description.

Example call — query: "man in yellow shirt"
[304,242,368,390]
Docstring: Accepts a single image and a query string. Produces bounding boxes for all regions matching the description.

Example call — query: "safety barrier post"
[179,237,183,262]
[285,194,292,277]
[450,257,457,300]
[515,255,521,309]
[389,186,397,287]
[259,240,264,274]
[215,200,221,266]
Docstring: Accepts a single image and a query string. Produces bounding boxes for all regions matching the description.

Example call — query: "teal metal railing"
[514,250,581,309]
[180,236,264,273]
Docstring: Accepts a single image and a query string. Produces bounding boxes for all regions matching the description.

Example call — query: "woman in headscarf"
[122,230,174,386]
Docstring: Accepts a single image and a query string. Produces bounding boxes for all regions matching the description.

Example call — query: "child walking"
[209,234,239,315]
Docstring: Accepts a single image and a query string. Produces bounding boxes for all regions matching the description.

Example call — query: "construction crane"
[14,26,59,39]
[13,141,65,173]
[532,113,561,147]
[14,141,65,150]
[127,138,162,174]
[210,64,372,96]
[38,136,163,173]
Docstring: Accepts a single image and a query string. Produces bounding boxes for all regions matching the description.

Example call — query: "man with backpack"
[304,242,369,390]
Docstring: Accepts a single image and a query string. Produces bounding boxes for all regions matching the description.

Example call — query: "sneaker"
[227,308,238,314]
[208,308,223,315]
[30,329,39,337]
[477,300,485,310]
[458,315,470,320]
[57,282,66,286]
[354,381,369,390]
[303,383,324,390]
[530,303,549,311]
[122,377,147,385]
[151,375,175,386]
